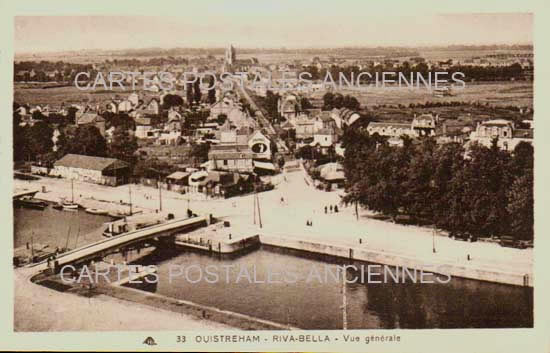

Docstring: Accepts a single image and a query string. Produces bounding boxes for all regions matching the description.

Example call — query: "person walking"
[334,205,339,213]
[330,205,333,213]
[324,206,328,214]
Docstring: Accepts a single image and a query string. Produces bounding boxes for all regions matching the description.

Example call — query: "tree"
[322,92,334,110]
[193,79,201,104]
[189,142,210,166]
[66,125,108,157]
[109,126,138,168]
[207,76,216,104]
[13,109,27,161]
[300,97,313,110]
[216,114,227,126]
[163,94,184,110]
[186,82,194,105]
[26,122,54,160]
[342,95,360,110]
[507,170,533,240]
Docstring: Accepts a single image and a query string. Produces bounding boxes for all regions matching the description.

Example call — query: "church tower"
[225,44,236,66]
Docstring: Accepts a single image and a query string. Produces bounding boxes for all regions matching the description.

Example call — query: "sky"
[14,12,533,53]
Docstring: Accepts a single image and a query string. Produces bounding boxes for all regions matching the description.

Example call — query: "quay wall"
[175,234,260,254]
[260,234,533,287]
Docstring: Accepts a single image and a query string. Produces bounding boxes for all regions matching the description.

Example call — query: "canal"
[15,207,533,330]
[14,204,112,249]
[127,246,533,330]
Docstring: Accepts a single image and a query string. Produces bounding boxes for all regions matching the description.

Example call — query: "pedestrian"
[324,206,328,214]
[330,205,333,213]
[334,205,339,213]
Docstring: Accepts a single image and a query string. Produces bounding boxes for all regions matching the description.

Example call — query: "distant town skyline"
[14,13,532,54]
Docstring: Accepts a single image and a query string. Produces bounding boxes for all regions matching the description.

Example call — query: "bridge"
[28,216,208,273]
[13,189,39,200]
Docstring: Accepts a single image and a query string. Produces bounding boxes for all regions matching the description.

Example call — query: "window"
[223,160,228,166]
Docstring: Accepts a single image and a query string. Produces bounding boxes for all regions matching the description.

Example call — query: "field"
[14,84,155,106]
[14,80,532,114]
[311,81,533,109]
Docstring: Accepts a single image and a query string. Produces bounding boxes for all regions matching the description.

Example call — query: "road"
[233,79,289,153]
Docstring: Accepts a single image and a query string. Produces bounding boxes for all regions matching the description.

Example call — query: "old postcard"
[1,0,549,352]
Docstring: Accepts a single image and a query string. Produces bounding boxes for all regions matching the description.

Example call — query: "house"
[367,122,414,142]
[469,119,533,151]
[209,97,239,118]
[165,171,191,193]
[278,93,301,120]
[295,115,316,140]
[318,162,345,189]
[76,112,106,136]
[310,128,338,154]
[51,154,129,186]
[208,150,254,173]
[366,113,439,141]
[411,114,438,136]
[132,98,160,117]
[247,130,272,160]
[117,99,134,113]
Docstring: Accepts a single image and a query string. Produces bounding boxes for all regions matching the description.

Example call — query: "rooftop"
[54,154,128,171]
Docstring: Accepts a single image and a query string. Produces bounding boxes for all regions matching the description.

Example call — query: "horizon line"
[14,42,534,56]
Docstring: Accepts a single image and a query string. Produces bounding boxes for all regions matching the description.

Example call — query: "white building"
[469,119,533,151]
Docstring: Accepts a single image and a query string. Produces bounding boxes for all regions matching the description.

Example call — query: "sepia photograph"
[2,1,547,351]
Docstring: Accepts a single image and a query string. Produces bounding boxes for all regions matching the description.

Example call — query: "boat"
[85,208,108,215]
[52,204,63,210]
[61,179,79,210]
[62,202,79,210]
[14,197,47,210]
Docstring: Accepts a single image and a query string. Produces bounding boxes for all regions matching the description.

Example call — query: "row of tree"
[14,113,139,171]
[341,129,533,240]
[303,62,529,84]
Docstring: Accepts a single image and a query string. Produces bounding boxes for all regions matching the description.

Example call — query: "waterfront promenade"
[14,166,532,284]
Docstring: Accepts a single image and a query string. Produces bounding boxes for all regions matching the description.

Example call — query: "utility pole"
[128,183,132,215]
[432,226,436,253]
[256,189,263,229]
[30,235,34,262]
[158,175,163,212]
[253,189,257,225]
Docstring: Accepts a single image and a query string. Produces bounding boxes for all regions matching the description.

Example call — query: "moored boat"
[85,208,108,215]
[14,197,47,210]
[61,179,79,210]
[62,202,79,210]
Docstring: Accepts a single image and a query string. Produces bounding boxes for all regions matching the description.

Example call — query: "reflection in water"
[127,245,533,330]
